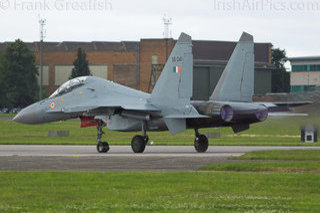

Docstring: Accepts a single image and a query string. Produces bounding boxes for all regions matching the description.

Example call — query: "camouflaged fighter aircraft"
[13,32,309,153]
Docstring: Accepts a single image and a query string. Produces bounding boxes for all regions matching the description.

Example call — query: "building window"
[291,85,316,92]
[151,56,158,65]
[293,64,320,72]
[292,65,308,72]
[55,65,73,86]
[89,65,108,80]
[310,65,320,71]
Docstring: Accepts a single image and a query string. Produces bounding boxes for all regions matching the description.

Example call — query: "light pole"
[163,15,172,61]
[39,18,46,100]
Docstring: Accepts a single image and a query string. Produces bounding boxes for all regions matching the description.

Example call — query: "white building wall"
[291,72,320,86]
[55,65,73,85]
[89,65,108,79]
[36,65,49,86]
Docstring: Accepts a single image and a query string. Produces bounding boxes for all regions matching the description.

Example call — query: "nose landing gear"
[97,141,109,153]
[96,120,109,153]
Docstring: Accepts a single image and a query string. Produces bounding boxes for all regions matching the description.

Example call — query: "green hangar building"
[192,40,274,100]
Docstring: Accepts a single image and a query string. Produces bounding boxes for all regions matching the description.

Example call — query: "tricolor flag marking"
[173,66,181,73]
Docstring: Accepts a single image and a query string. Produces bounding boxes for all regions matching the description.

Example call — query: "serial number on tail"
[172,56,183,62]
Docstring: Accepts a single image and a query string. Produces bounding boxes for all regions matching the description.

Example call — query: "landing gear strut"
[131,121,149,153]
[96,120,109,153]
[194,129,209,153]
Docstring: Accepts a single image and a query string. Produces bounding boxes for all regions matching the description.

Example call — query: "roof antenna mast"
[163,14,172,39]
[163,14,172,62]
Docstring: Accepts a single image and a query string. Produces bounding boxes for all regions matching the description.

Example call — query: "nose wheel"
[97,141,109,153]
[96,120,109,153]
[194,129,209,153]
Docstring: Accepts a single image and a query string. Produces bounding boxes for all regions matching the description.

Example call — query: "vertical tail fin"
[151,33,193,106]
[210,32,254,102]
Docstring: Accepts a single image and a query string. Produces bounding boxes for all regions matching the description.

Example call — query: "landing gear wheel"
[97,142,110,153]
[194,134,209,153]
[131,135,146,153]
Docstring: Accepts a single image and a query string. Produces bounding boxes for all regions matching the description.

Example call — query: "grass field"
[1,124,320,212]
[0,171,319,212]
[0,115,319,145]
[200,162,320,173]
[230,150,320,161]
[200,150,320,173]
[0,113,16,117]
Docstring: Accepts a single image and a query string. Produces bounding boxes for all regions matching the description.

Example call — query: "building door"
[193,67,210,100]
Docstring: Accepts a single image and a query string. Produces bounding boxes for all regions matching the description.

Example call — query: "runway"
[0,145,319,171]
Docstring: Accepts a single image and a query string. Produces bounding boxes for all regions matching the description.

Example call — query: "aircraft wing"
[255,101,312,112]
[270,101,313,107]
[268,112,308,117]
[257,101,312,108]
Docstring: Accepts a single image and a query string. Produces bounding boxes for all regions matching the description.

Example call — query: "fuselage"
[14,76,268,132]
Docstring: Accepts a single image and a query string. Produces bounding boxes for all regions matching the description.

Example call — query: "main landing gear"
[95,119,149,154]
[131,121,149,153]
[96,121,110,153]
[95,120,208,154]
[194,129,209,153]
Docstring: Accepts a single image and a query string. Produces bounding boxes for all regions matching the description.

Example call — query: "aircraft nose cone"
[13,104,38,124]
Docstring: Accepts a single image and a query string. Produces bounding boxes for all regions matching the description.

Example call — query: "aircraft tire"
[194,134,209,153]
[97,141,110,153]
[131,135,146,153]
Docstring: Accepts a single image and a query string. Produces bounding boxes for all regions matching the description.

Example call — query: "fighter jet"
[13,32,307,153]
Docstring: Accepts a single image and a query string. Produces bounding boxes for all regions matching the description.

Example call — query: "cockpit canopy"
[50,76,88,98]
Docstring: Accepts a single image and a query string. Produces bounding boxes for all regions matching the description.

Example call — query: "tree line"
[0,40,90,108]
[271,48,290,93]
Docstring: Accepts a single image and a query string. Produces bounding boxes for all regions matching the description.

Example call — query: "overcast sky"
[0,0,320,57]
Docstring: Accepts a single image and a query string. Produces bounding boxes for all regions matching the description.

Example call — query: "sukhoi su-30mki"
[13,32,308,153]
